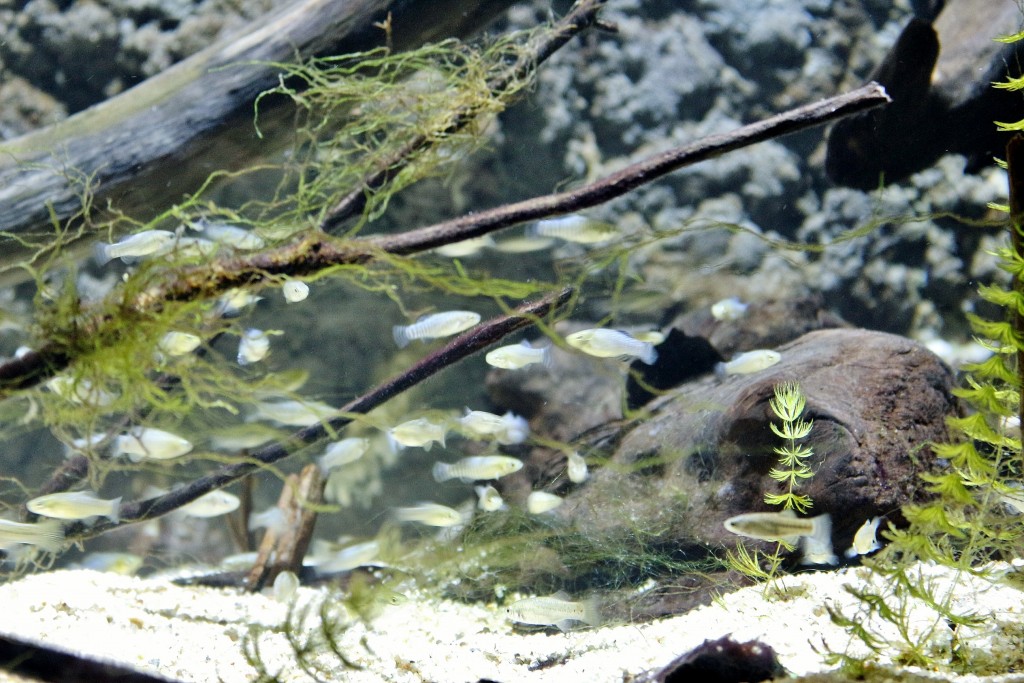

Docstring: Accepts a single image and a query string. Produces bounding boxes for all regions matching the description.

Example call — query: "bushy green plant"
[825,25,1024,675]
[765,381,815,513]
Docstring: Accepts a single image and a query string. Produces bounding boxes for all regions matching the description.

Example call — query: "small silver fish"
[432,455,523,483]
[845,517,883,558]
[312,540,381,574]
[433,235,494,257]
[207,424,283,451]
[565,328,658,365]
[316,437,370,473]
[272,570,300,603]
[725,510,836,565]
[490,235,556,253]
[711,296,749,321]
[388,417,447,451]
[177,490,240,518]
[505,592,601,631]
[158,331,202,357]
[528,215,617,244]
[197,222,266,250]
[248,399,338,427]
[282,279,309,303]
[1000,489,1024,515]
[457,410,529,444]
[237,328,278,365]
[27,491,121,523]
[154,235,218,260]
[724,510,829,544]
[526,491,563,514]
[566,451,589,484]
[94,230,176,265]
[215,289,263,317]
[393,311,481,348]
[114,427,193,462]
[46,376,117,407]
[475,484,506,512]
[392,502,464,527]
[715,349,781,376]
[485,340,551,370]
[249,507,289,534]
[0,518,64,553]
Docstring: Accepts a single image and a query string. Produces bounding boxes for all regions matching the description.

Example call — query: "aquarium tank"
[0,0,1021,681]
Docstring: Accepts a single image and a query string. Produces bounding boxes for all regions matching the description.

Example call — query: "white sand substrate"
[0,562,1022,682]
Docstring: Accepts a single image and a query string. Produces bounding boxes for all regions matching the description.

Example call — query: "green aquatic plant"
[765,381,815,513]
[726,381,817,587]
[241,592,364,682]
[823,24,1024,674]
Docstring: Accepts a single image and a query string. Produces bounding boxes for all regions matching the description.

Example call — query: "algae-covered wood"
[0,0,514,273]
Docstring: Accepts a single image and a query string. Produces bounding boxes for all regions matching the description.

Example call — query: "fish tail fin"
[802,513,838,565]
[93,242,113,266]
[539,343,553,369]
[392,325,411,348]
[810,512,832,544]
[432,462,451,482]
[580,596,602,627]
[640,343,658,365]
[33,519,65,553]
[108,496,123,524]
[385,431,403,455]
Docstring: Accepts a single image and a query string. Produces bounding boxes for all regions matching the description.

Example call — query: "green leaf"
[961,354,1020,385]
[996,119,1024,132]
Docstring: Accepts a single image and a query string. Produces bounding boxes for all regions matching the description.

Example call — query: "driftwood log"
[0,0,516,275]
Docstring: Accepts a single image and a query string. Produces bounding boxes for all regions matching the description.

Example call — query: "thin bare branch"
[369,82,892,254]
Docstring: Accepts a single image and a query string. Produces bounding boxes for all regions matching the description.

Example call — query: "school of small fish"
[13,211,859,641]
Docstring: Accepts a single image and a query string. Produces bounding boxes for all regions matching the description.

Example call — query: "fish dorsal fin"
[551,590,571,601]
[778,508,797,518]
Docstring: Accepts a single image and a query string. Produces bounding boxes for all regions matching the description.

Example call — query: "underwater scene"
[0,0,1023,680]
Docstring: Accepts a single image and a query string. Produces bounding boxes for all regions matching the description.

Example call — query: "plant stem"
[1006,133,1024,436]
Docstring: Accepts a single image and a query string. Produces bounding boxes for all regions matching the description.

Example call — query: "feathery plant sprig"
[724,381,816,589]
[765,381,815,513]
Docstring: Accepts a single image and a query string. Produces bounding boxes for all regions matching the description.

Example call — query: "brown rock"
[499,328,956,618]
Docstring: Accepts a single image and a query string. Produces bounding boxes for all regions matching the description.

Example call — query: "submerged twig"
[370,82,891,254]
[61,286,573,543]
[245,464,322,591]
[0,83,888,398]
